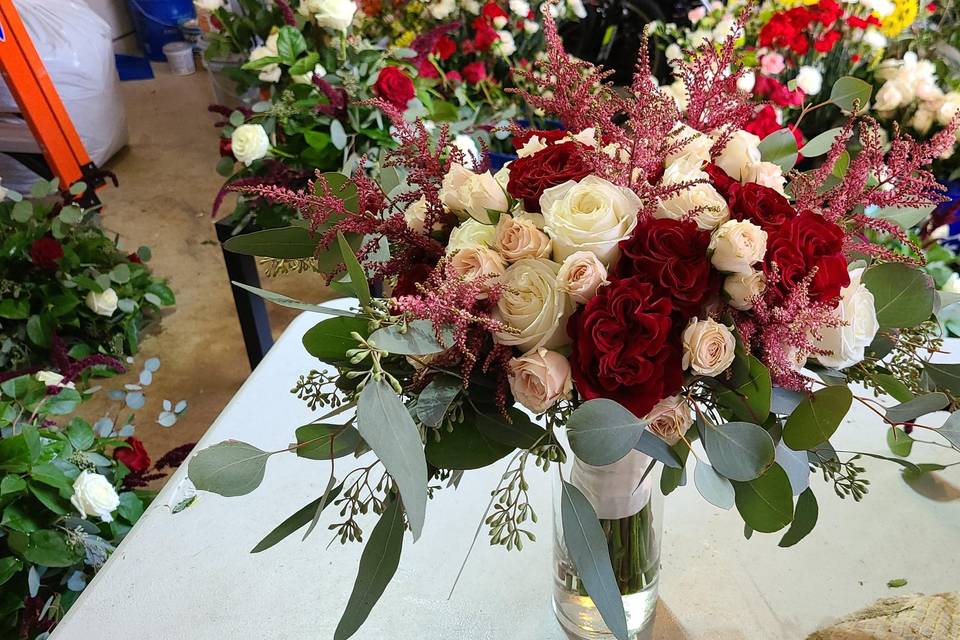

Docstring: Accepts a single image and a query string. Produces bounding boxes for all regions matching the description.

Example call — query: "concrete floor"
[89,64,330,467]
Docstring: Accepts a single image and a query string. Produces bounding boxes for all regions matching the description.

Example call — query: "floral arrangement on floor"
[0,353,188,639]
[0,181,174,374]
[186,6,960,640]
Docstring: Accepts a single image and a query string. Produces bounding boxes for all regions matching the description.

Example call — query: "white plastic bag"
[0,0,128,190]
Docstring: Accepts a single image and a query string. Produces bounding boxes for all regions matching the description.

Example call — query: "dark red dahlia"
[506,141,591,212]
[763,210,850,305]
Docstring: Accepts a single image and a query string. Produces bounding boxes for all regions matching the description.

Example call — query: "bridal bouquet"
[187,6,960,639]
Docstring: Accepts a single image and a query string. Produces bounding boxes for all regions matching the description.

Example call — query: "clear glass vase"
[552,451,663,639]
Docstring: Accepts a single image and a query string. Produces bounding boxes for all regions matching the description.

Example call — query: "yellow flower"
[881,0,918,36]
[395,30,415,47]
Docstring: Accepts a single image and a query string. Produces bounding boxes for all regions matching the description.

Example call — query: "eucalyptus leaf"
[251,485,342,553]
[829,76,872,113]
[560,481,629,640]
[302,316,369,362]
[701,421,775,482]
[369,320,448,356]
[798,128,843,157]
[936,411,960,449]
[232,282,357,317]
[474,408,546,450]
[693,461,735,509]
[778,488,818,547]
[633,430,682,469]
[770,387,805,415]
[223,226,317,259]
[758,128,798,172]
[873,205,935,230]
[567,399,647,466]
[357,380,427,540]
[334,498,405,640]
[886,427,914,457]
[862,263,935,329]
[924,362,960,395]
[294,423,362,460]
[425,418,513,469]
[330,119,348,150]
[775,442,810,495]
[732,464,794,533]
[415,376,461,427]
[187,441,273,497]
[885,392,948,424]
[782,386,852,451]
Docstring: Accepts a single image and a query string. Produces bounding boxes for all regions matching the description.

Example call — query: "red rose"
[115,437,151,473]
[219,137,233,158]
[374,66,415,111]
[763,210,850,305]
[704,163,740,199]
[29,236,63,270]
[510,128,567,150]
[416,57,440,79]
[728,182,797,231]
[568,276,684,419]
[612,218,715,318]
[433,35,456,61]
[481,2,509,23]
[462,61,488,84]
[446,70,462,83]
[506,141,591,212]
[474,23,499,50]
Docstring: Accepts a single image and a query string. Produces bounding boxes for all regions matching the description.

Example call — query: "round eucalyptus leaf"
[782,386,852,451]
[701,421,775,482]
[862,263,935,329]
[566,399,647,466]
[188,441,273,497]
[733,464,794,533]
[693,461,735,510]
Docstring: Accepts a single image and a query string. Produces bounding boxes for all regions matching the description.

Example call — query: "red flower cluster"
[374,66,415,111]
[115,437,152,473]
[505,140,591,212]
[758,0,845,55]
[763,210,849,305]
[569,277,684,418]
[753,76,805,108]
[29,236,64,270]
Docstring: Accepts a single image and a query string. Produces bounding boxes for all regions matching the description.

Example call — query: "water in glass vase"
[553,452,663,639]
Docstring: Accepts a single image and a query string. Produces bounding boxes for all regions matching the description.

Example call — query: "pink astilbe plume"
[274,0,297,26]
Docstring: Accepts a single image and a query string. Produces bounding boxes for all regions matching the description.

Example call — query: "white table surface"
[54,299,960,640]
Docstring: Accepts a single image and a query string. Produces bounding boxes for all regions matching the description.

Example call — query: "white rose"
[292,63,327,85]
[496,213,552,262]
[938,92,960,126]
[446,218,496,254]
[494,258,573,352]
[861,0,894,17]
[795,66,823,96]
[430,0,457,19]
[494,163,511,190]
[812,267,879,369]
[440,164,508,224]
[723,270,766,310]
[912,108,935,135]
[862,27,887,50]
[682,317,736,376]
[231,124,270,166]
[249,40,281,84]
[462,0,480,13]
[714,129,761,180]
[404,197,433,233]
[645,395,693,445]
[656,156,730,230]
[493,15,508,28]
[509,0,531,15]
[742,161,786,194]
[496,31,517,57]
[70,471,120,523]
[568,128,598,147]
[35,371,75,390]
[874,81,905,112]
[85,288,119,317]
[557,251,608,304]
[737,70,756,94]
[449,246,506,295]
[541,176,642,265]
[508,348,573,413]
[665,43,683,64]
[517,136,548,158]
[193,0,224,11]
[523,19,540,34]
[665,123,712,168]
[453,134,481,164]
[709,220,767,273]
[663,79,688,111]
[299,0,357,31]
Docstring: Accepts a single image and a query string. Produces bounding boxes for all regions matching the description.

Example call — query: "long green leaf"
[778,488,818,547]
[567,399,647,466]
[223,226,317,259]
[885,392,949,424]
[251,484,342,553]
[560,481,629,640]
[357,380,427,539]
[925,362,960,395]
[338,231,371,308]
[231,282,357,317]
[188,441,273,497]
[334,498,405,640]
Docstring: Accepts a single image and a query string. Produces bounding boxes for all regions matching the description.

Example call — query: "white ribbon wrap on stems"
[570,449,655,520]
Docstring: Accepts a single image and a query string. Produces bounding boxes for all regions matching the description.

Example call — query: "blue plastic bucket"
[127,0,196,61]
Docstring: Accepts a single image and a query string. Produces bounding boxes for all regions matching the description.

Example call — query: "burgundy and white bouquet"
[188,6,960,639]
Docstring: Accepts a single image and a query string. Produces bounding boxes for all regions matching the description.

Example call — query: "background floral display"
[0,355,188,639]
[185,9,960,640]
[0,182,174,374]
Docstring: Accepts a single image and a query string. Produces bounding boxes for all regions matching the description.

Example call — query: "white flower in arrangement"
[665,43,683,64]
[540,175,642,265]
[291,63,326,85]
[911,107,936,135]
[709,219,767,274]
[507,348,573,413]
[860,0,895,17]
[517,136,548,158]
[231,123,271,166]
[496,213,553,262]
[665,123,712,167]
[446,218,497,254]
[430,0,457,20]
[736,70,756,94]
[656,155,730,230]
[494,258,573,352]
[874,80,905,112]
[462,0,481,14]
[557,251,608,304]
[523,20,540,34]
[795,66,823,96]
[938,92,960,126]
[300,0,357,31]
[568,127,598,147]
[682,317,736,376]
[662,79,689,111]
[742,161,786,194]
[249,33,281,83]
[85,288,119,317]
[35,371,75,389]
[453,134,481,164]
[439,163,509,224]
[688,29,710,48]
[861,27,887,50]
[944,272,960,295]
[723,270,766,311]
[71,471,120,523]
[494,163,511,190]
[645,395,693,445]
[403,197,431,233]
[711,16,738,42]
[566,0,587,19]
[812,267,879,369]
[496,31,517,57]
[449,246,506,292]
[0,177,6,201]
[193,0,224,11]
[509,0,531,16]
[714,129,761,180]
